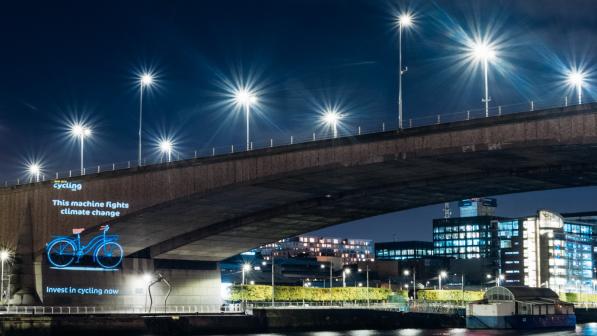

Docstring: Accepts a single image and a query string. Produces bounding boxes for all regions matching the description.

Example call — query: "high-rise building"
[432,216,500,260]
[433,203,597,291]
[497,210,594,292]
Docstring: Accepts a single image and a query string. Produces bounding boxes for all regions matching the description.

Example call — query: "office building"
[496,210,594,292]
[375,241,433,260]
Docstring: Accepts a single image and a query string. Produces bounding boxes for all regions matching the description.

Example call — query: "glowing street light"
[322,109,342,138]
[397,12,414,130]
[342,268,351,287]
[241,263,252,286]
[138,72,155,166]
[439,271,447,290]
[234,88,258,151]
[568,71,585,105]
[27,163,41,183]
[71,124,92,175]
[0,249,11,303]
[159,139,173,163]
[403,268,416,300]
[469,40,497,117]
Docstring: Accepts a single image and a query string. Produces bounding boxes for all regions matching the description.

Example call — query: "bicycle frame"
[47,226,119,264]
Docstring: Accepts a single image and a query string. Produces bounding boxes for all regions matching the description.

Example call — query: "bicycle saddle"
[72,228,85,235]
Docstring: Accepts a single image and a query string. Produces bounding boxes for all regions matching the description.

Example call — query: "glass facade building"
[433,204,597,291]
[432,216,498,259]
[375,241,433,260]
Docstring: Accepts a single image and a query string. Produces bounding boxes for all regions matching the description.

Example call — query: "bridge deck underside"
[110,142,597,261]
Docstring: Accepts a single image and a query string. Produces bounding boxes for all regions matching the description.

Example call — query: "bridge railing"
[0,303,242,315]
[3,97,595,188]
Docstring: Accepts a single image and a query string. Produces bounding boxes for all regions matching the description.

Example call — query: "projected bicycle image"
[46,225,123,269]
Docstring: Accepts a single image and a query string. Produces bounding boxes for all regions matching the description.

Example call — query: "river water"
[213,324,597,336]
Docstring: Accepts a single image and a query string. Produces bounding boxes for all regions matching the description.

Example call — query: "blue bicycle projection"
[46,225,123,269]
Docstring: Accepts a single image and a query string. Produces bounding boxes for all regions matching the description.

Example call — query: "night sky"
[1,0,596,242]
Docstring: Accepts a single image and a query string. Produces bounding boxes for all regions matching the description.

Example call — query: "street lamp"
[71,124,92,175]
[359,265,371,306]
[159,139,173,163]
[404,268,416,300]
[0,249,10,303]
[343,268,351,287]
[397,12,413,130]
[27,163,41,183]
[568,71,585,105]
[138,73,155,166]
[241,263,251,286]
[322,109,342,138]
[234,88,258,151]
[439,271,447,290]
[498,274,505,287]
[469,40,497,117]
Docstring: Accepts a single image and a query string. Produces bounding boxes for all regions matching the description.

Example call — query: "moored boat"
[466,286,575,329]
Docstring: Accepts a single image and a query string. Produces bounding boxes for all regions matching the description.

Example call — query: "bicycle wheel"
[94,242,123,269]
[47,240,76,268]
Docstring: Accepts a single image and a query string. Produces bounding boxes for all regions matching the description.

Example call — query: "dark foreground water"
[210,324,597,336]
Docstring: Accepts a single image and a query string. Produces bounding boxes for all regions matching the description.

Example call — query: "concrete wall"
[40,258,221,307]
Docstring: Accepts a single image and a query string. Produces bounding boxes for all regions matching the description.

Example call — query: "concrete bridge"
[3,103,597,263]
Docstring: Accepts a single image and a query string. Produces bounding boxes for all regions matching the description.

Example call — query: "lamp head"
[471,41,496,61]
[140,73,154,86]
[234,88,258,107]
[398,13,413,27]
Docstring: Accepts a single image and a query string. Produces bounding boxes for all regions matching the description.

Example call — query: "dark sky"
[1,0,596,242]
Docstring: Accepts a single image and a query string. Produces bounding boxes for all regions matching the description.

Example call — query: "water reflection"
[211,324,597,336]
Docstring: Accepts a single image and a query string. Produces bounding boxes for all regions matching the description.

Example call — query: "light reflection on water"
[209,324,597,336]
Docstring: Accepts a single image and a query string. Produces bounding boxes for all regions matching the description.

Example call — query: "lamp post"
[343,268,351,288]
[397,13,413,130]
[439,271,447,290]
[271,253,275,306]
[27,163,41,183]
[241,263,251,286]
[359,265,371,306]
[404,268,416,300]
[159,139,173,163]
[322,109,342,138]
[469,41,496,117]
[0,250,10,303]
[138,73,154,166]
[234,88,258,151]
[568,71,585,105]
[71,124,91,175]
[498,273,505,287]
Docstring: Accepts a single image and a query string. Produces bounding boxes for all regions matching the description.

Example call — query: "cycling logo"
[46,225,123,269]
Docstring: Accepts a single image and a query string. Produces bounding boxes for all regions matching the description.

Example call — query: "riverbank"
[0,308,464,335]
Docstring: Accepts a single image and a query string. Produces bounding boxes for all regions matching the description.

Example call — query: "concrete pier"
[0,309,464,335]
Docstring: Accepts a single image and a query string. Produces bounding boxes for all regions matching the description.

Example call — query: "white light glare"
[568,71,585,87]
[471,41,496,61]
[71,124,91,138]
[234,88,258,107]
[0,250,10,262]
[322,109,342,125]
[159,140,173,153]
[140,73,154,86]
[28,163,41,177]
[398,13,413,27]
